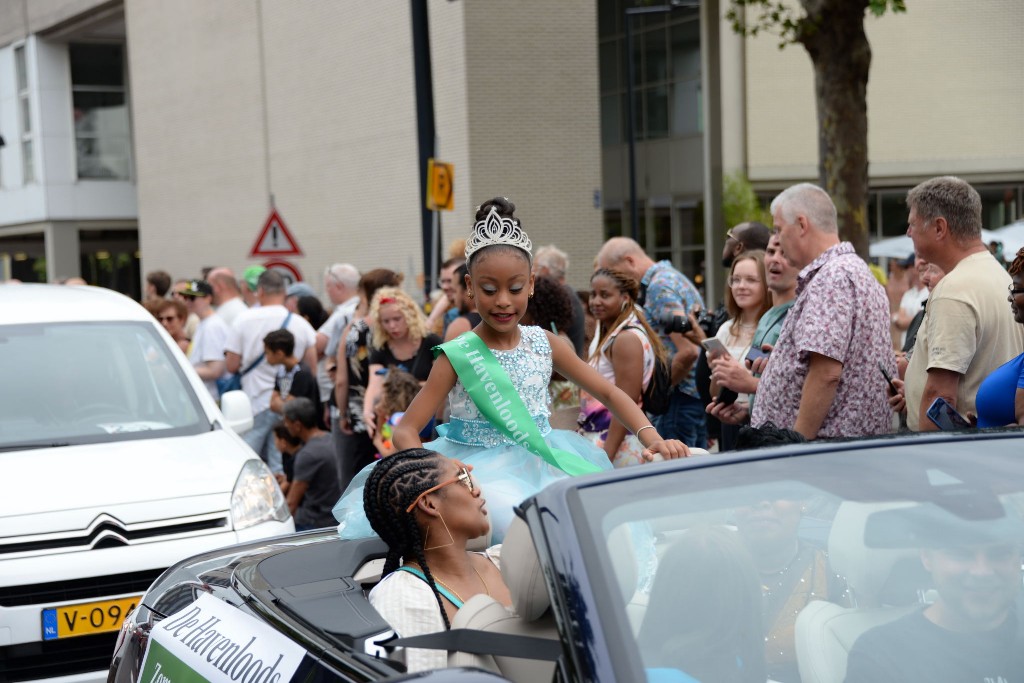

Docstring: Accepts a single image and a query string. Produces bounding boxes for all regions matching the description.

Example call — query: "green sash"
[436,332,601,477]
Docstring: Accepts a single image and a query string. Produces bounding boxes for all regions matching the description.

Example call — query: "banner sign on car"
[138,593,306,683]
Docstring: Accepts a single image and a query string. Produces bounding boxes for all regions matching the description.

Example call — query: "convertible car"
[108,430,1024,683]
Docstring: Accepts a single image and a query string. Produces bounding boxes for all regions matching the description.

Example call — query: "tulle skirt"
[333,428,612,543]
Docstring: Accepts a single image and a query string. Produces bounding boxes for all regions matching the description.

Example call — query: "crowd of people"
[128,175,1024,539]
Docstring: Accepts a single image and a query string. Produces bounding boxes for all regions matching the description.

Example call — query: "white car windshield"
[576,446,1024,683]
[0,322,208,449]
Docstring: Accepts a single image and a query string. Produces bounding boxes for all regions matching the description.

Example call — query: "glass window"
[670,20,701,80]
[643,28,668,84]
[0,322,208,451]
[599,41,619,94]
[573,444,1024,683]
[879,192,910,237]
[644,86,669,140]
[15,44,34,184]
[601,94,621,146]
[70,43,131,180]
[604,209,624,243]
[671,79,701,136]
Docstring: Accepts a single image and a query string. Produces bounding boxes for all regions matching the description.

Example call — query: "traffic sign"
[262,259,303,286]
[250,209,302,257]
[425,159,454,211]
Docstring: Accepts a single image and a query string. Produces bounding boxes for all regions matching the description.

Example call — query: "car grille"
[0,632,116,682]
[0,512,230,557]
[0,569,165,607]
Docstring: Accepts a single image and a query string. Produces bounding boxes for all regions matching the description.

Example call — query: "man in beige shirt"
[903,176,1024,430]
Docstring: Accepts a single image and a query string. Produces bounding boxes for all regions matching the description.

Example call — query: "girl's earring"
[423,512,455,550]
[620,300,628,312]
[467,291,474,299]
[529,291,534,299]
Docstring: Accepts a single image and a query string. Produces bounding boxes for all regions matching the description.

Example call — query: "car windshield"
[573,443,1024,683]
[0,322,208,449]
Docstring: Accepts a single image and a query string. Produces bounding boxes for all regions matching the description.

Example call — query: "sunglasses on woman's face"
[406,466,475,513]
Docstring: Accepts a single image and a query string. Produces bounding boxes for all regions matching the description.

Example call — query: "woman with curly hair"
[364,449,510,672]
[362,287,441,437]
[975,246,1024,427]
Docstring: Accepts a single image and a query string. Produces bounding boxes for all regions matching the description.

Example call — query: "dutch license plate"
[41,595,140,640]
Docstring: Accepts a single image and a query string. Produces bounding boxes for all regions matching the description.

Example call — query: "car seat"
[448,516,560,682]
[794,502,926,683]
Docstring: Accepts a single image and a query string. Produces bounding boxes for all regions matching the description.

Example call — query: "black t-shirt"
[274,365,326,429]
[292,434,341,529]
[845,607,1024,683]
[368,333,442,382]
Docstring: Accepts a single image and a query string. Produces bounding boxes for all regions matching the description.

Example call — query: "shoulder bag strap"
[435,332,601,476]
[240,311,294,377]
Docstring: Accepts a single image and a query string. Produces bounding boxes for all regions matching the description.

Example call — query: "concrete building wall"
[744,1,1024,185]
[460,0,603,287]
[127,1,422,293]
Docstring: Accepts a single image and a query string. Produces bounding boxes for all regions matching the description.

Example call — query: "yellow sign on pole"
[426,159,455,211]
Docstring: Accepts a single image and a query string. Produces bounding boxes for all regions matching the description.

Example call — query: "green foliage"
[726,0,906,48]
[722,171,772,230]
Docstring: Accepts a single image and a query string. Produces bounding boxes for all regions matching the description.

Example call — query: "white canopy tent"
[869,229,1001,260]
[990,220,1024,257]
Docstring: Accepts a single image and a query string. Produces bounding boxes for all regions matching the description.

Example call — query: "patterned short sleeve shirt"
[751,243,896,438]
[641,260,705,399]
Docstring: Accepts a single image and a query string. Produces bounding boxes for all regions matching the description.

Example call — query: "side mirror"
[220,390,254,434]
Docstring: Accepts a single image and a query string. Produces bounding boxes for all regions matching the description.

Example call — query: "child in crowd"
[334,196,690,542]
[264,329,325,429]
[371,367,436,458]
[272,420,303,494]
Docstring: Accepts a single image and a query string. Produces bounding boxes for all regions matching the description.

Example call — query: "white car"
[0,284,293,683]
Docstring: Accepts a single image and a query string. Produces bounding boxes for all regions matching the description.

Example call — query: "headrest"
[828,502,919,607]
[500,517,550,621]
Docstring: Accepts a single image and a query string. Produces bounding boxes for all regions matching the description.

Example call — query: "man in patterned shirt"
[597,237,707,447]
[751,184,895,439]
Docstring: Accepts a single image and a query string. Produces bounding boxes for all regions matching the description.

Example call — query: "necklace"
[472,561,491,596]
[404,560,491,602]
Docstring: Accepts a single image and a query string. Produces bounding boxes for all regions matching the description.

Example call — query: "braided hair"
[1009,247,1024,277]
[589,268,668,365]
[363,448,454,629]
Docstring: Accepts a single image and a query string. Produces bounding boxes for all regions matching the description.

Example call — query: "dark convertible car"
[109,430,1024,682]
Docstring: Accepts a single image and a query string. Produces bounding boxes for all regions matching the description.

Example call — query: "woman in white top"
[365,448,511,672]
[709,250,772,451]
[579,268,668,467]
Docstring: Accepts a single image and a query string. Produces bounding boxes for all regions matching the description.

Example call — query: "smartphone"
[716,387,739,407]
[878,361,898,397]
[746,347,770,364]
[926,397,972,431]
[701,338,729,357]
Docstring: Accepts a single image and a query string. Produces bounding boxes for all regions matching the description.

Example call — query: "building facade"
[0,0,1019,302]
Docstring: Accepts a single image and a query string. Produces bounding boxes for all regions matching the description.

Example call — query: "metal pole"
[410,0,436,301]
[624,10,639,243]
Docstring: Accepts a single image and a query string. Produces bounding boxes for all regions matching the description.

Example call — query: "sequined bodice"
[445,326,553,447]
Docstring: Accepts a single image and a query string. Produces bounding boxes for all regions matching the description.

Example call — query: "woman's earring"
[529,291,534,299]
[620,300,628,312]
[467,291,474,299]
[423,512,455,551]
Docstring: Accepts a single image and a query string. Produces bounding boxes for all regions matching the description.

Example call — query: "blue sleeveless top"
[975,352,1024,428]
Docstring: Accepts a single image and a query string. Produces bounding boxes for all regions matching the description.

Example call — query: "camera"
[663,308,723,338]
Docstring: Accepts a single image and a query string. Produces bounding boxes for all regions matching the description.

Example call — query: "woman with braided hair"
[975,246,1024,427]
[365,448,510,672]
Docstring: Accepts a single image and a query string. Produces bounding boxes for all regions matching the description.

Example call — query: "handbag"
[216,312,293,395]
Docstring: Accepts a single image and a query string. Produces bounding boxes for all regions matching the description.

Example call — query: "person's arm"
[194,359,226,381]
[793,352,844,439]
[549,330,689,460]
[334,322,353,432]
[443,316,472,343]
[670,337,700,385]
[225,351,242,374]
[302,344,318,375]
[1015,387,1024,426]
[315,332,329,357]
[270,388,285,414]
[362,364,386,436]
[604,333,644,460]
[707,399,750,425]
[286,479,309,515]
[916,368,962,432]
[393,355,458,449]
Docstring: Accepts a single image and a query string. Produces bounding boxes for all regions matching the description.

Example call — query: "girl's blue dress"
[333,325,612,542]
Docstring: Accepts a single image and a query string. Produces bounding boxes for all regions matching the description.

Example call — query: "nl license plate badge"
[42,595,140,640]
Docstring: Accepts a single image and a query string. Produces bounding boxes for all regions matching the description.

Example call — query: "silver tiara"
[465,207,533,261]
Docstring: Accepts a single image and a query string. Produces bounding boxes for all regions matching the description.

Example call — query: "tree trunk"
[799,0,872,259]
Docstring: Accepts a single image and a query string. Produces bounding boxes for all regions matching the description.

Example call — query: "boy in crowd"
[264,329,325,428]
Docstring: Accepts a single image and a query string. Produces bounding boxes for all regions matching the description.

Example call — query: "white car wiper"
[0,441,72,452]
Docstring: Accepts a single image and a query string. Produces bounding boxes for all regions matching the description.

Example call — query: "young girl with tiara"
[334,197,690,542]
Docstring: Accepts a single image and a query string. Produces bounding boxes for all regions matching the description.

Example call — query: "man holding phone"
[901,177,1024,431]
[749,184,896,439]
[706,234,799,426]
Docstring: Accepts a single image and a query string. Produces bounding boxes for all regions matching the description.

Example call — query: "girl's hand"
[363,410,377,436]
[642,438,690,462]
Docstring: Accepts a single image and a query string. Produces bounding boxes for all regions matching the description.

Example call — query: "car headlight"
[231,459,290,530]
